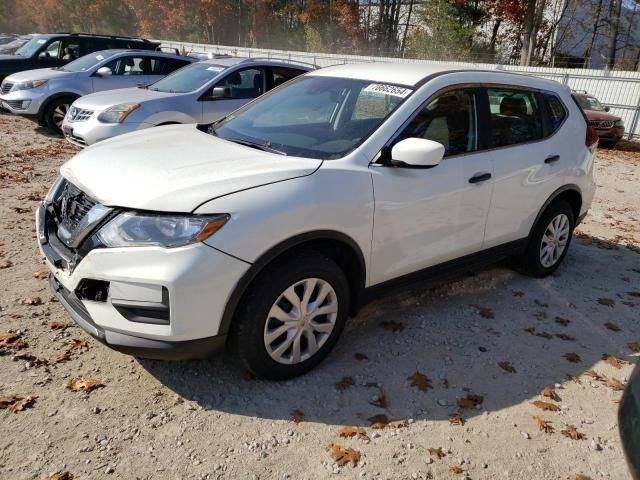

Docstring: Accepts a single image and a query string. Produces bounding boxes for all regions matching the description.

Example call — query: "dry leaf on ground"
[556,333,576,341]
[335,377,355,391]
[65,377,103,393]
[449,414,465,426]
[337,426,369,441]
[0,394,37,413]
[575,475,592,480]
[21,296,42,306]
[369,387,388,409]
[48,321,70,330]
[34,270,49,279]
[457,393,484,409]
[498,361,516,373]
[605,378,625,391]
[532,400,560,412]
[450,465,464,474]
[627,342,640,353]
[534,415,554,433]
[566,374,582,384]
[561,424,587,440]
[585,369,606,382]
[13,352,48,367]
[354,352,368,361]
[49,472,74,480]
[368,414,390,429]
[428,447,446,459]
[326,443,360,467]
[602,353,627,369]
[291,409,304,424]
[597,298,615,307]
[0,259,12,269]
[564,352,582,363]
[0,332,26,352]
[541,386,555,399]
[604,322,621,332]
[67,338,88,353]
[555,317,571,326]
[475,306,494,319]
[408,371,433,391]
[380,320,404,332]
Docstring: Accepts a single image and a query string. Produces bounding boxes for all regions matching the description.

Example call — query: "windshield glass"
[15,37,47,57]
[149,63,226,93]
[212,76,412,160]
[575,95,605,112]
[61,52,109,72]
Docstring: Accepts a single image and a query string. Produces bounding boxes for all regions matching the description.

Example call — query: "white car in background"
[61,57,313,147]
[0,49,196,133]
[39,63,597,379]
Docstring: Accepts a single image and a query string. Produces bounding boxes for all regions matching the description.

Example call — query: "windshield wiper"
[227,137,287,156]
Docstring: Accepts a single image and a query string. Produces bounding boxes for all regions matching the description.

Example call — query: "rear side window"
[147,57,190,75]
[271,67,305,89]
[487,88,544,148]
[543,94,567,132]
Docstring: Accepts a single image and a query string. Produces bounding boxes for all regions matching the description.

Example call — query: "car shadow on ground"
[139,235,639,427]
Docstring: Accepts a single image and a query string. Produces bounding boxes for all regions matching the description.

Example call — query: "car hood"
[584,110,620,121]
[5,67,74,83]
[60,125,322,212]
[73,87,177,110]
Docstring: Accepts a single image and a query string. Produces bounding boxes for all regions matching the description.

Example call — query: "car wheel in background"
[231,250,350,380]
[518,200,575,278]
[44,97,74,134]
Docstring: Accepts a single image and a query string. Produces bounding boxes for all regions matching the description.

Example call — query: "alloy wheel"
[263,278,338,365]
[539,213,570,268]
[52,104,69,129]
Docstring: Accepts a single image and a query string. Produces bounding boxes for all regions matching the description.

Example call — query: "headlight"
[12,79,47,91]
[96,212,229,248]
[615,119,624,128]
[97,103,140,124]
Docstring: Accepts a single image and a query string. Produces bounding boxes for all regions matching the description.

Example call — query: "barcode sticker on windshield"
[363,84,412,98]
[37,39,46,44]
[95,55,104,60]
[206,66,223,72]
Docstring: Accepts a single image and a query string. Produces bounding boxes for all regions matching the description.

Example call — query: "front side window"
[217,67,265,98]
[395,89,478,157]
[488,88,543,148]
[103,56,146,76]
[149,63,226,93]
[212,76,412,159]
[271,67,304,88]
[543,94,567,132]
[574,94,605,112]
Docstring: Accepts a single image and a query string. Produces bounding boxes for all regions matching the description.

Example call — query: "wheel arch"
[38,92,81,122]
[529,185,582,239]
[218,230,367,337]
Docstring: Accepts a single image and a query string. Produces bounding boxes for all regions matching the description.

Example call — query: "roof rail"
[240,56,318,69]
[55,32,154,42]
[571,89,589,94]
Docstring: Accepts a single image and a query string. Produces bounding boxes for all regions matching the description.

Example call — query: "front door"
[370,88,494,285]
[201,67,266,123]
[91,55,149,92]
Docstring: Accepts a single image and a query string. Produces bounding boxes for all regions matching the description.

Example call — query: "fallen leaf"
[450,466,464,474]
[354,352,368,361]
[457,394,483,409]
[34,270,49,280]
[534,415,554,433]
[369,387,388,409]
[21,296,42,306]
[602,353,627,369]
[541,386,555,399]
[449,414,465,426]
[628,291,640,298]
[627,342,640,353]
[54,352,73,363]
[605,378,625,392]
[532,400,560,412]
[387,419,408,429]
[337,426,369,441]
[326,443,360,467]
[534,310,547,321]
[408,371,433,391]
[498,361,516,373]
[428,447,446,459]
[48,472,74,480]
[0,394,37,413]
[555,333,576,341]
[564,352,582,363]
[380,320,404,332]
[604,322,621,332]
[335,377,355,391]
[67,338,88,353]
[48,321,70,330]
[513,291,525,297]
[575,475,592,480]
[0,259,12,269]
[598,298,615,307]
[585,369,606,382]
[0,332,26,352]
[561,424,587,440]
[534,299,549,308]
[555,317,571,326]
[65,377,103,393]
[291,409,304,424]
[368,414,390,429]
[475,306,494,319]
[566,374,582,384]
[13,352,48,367]
[0,395,18,408]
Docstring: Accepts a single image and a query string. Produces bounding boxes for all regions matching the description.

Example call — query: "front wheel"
[519,200,575,278]
[44,97,74,134]
[231,250,350,380]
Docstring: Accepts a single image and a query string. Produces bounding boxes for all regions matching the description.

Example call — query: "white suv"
[37,63,597,379]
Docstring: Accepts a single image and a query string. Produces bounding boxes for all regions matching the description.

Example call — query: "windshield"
[575,95,605,112]
[212,76,412,160]
[149,63,226,93]
[15,37,47,57]
[61,52,109,72]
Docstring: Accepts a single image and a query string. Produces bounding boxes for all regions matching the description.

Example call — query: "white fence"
[159,40,640,139]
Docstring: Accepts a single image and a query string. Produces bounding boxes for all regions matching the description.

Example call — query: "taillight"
[586,126,599,149]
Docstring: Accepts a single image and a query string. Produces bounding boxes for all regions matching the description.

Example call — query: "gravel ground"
[0,111,639,480]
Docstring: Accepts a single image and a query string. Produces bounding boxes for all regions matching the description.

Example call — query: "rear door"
[91,54,149,92]
[200,66,266,123]
[482,87,569,248]
[145,56,191,85]
[267,66,307,90]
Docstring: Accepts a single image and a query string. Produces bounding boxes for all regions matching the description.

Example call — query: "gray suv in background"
[0,49,196,134]
[62,57,314,147]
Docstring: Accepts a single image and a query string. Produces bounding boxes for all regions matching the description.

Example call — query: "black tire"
[44,97,74,134]
[231,250,350,380]
[518,200,575,278]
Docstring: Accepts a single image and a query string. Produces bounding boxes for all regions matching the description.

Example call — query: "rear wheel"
[518,200,575,278]
[231,250,349,380]
[44,97,74,134]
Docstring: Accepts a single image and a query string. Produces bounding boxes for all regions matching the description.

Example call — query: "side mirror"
[210,86,230,99]
[95,67,112,77]
[604,106,611,112]
[38,51,49,60]
[388,138,445,169]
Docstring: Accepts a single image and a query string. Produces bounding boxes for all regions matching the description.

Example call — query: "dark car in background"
[0,35,35,55]
[572,91,625,147]
[0,33,160,83]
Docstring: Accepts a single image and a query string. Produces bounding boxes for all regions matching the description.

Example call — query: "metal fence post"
[627,94,640,140]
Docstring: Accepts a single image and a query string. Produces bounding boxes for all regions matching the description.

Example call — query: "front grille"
[4,99,24,110]
[66,132,87,148]
[57,182,97,234]
[67,107,93,122]
[1,81,13,94]
[589,120,615,129]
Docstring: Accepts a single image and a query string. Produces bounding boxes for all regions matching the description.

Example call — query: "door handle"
[469,173,492,184]
[545,155,560,164]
